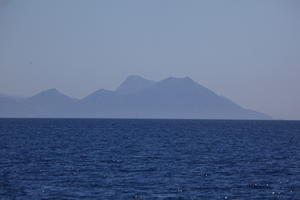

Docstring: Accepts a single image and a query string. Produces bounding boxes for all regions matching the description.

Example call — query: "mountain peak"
[184,76,193,81]
[164,76,194,82]
[30,88,73,101]
[116,75,156,94]
[33,88,61,96]
[125,75,146,81]
[159,76,197,87]
[83,89,115,102]
[93,89,112,93]
[44,88,59,94]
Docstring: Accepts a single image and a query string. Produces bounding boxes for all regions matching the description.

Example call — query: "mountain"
[85,76,270,119]
[0,76,271,119]
[27,89,79,117]
[115,75,156,94]
[83,89,116,103]
[28,88,75,104]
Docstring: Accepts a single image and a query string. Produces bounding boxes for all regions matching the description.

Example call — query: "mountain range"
[0,75,271,119]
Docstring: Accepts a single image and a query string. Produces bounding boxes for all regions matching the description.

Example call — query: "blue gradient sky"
[0,0,299,119]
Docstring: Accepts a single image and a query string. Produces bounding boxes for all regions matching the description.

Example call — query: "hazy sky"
[0,0,299,120]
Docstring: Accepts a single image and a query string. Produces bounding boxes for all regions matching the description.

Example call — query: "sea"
[0,119,299,200]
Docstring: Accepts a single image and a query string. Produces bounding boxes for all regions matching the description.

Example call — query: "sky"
[0,0,299,120]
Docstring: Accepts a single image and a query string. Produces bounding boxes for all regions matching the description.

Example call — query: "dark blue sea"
[0,119,299,200]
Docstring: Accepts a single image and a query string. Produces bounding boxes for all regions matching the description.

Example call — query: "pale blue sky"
[0,0,299,119]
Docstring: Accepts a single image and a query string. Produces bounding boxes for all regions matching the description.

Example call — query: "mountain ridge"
[0,76,271,119]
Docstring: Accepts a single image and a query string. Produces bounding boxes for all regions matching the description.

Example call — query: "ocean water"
[0,119,299,200]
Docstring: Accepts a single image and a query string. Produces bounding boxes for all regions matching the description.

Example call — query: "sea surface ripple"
[0,119,299,199]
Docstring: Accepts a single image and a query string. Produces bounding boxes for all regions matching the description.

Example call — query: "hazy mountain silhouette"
[25,89,79,117]
[0,76,271,119]
[28,88,76,104]
[83,89,116,103]
[115,75,156,94]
